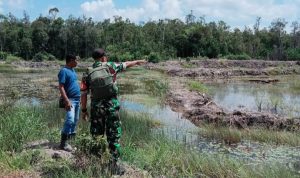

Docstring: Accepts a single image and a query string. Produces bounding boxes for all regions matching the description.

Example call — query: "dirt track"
[147,59,300,130]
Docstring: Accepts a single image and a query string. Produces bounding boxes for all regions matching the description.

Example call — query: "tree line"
[0,10,300,62]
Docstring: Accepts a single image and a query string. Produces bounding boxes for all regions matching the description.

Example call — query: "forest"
[0,9,300,62]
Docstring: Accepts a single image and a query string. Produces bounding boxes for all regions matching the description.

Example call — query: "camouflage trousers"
[90,98,122,161]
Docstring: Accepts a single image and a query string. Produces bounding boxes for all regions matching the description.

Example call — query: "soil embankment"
[8,60,300,130]
[148,59,300,78]
[147,59,300,130]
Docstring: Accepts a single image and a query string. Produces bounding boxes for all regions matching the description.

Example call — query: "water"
[121,98,300,171]
[206,76,300,117]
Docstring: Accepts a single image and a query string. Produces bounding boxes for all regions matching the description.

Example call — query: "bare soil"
[147,59,300,78]
[147,59,300,130]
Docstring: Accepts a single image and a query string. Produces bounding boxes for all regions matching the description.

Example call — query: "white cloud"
[7,0,26,9]
[80,0,300,29]
[183,0,299,29]
[161,0,182,19]
[81,0,183,22]
[81,0,145,21]
[0,0,3,13]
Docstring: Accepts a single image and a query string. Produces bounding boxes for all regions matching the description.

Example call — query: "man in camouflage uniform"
[80,48,146,169]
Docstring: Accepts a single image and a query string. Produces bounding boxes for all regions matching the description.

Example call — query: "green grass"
[0,103,299,177]
[0,63,45,73]
[118,66,169,98]
[0,105,48,152]
[201,124,300,146]
[181,62,194,68]
[0,63,14,73]
[5,55,22,64]
[121,111,298,177]
[187,80,208,93]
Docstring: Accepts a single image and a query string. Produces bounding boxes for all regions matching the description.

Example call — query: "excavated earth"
[147,59,300,130]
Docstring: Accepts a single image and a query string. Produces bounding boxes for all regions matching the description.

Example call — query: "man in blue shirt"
[58,54,80,151]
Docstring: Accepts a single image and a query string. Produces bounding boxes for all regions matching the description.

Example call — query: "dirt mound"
[163,68,300,131]
[147,60,300,78]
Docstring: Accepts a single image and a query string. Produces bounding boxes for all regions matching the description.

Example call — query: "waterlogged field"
[206,76,300,117]
[1,63,300,177]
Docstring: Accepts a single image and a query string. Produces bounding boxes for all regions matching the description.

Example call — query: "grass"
[0,105,48,152]
[180,62,194,68]
[201,124,300,146]
[118,66,169,99]
[187,80,209,93]
[0,103,299,177]
[121,111,299,178]
[0,63,45,74]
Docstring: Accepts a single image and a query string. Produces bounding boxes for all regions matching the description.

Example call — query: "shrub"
[286,48,300,61]
[33,52,48,62]
[5,55,22,63]
[188,80,208,93]
[118,52,134,62]
[0,51,8,60]
[48,54,56,61]
[148,52,161,63]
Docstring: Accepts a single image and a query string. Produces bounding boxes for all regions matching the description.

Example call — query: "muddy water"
[1,68,300,172]
[119,75,300,173]
[205,75,300,117]
[121,95,300,170]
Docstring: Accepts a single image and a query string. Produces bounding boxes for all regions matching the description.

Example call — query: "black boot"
[59,133,73,152]
[110,159,125,175]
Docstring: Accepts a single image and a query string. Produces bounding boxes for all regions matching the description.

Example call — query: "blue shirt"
[58,66,80,100]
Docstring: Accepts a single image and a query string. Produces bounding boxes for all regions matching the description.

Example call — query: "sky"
[0,0,299,30]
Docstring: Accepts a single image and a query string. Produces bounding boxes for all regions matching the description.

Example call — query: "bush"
[33,52,48,62]
[0,51,8,60]
[5,55,22,63]
[225,54,251,60]
[148,52,161,63]
[108,53,119,62]
[286,48,300,61]
[118,52,134,62]
[48,54,56,61]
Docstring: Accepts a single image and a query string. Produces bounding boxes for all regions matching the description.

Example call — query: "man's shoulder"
[58,67,66,75]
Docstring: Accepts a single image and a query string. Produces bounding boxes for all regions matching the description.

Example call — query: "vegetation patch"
[121,111,299,177]
[201,124,300,146]
[187,80,208,93]
[224,54,251,60]
[180,62,194,68]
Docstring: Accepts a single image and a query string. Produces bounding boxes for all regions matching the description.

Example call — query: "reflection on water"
[121,99,300,171]
[207,76,300,117]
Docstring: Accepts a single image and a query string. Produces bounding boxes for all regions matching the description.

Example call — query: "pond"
[205,75,300,117]
[120,95,300,172]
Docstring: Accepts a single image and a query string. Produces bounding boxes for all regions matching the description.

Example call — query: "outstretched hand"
[136,59,147,65]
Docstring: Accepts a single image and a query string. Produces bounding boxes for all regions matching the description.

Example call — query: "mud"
[147,59,300,78]
[148,60,300,130]
[11,61,90,69]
